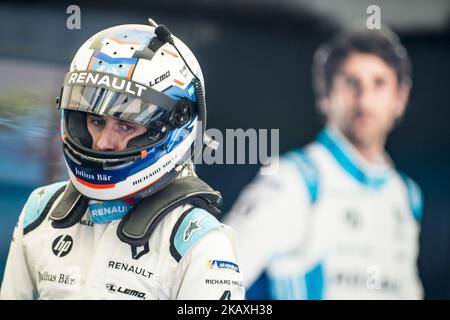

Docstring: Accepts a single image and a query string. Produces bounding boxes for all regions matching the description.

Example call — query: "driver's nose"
[92,125,120,152]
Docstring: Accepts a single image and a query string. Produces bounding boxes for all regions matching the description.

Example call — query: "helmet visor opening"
[60,84,169,126]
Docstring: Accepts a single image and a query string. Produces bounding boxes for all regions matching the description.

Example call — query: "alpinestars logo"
[52,235,73,257]
[183,217,203,242]
[105,283,146,300]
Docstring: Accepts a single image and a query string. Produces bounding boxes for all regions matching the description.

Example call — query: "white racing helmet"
[58,21,207,201]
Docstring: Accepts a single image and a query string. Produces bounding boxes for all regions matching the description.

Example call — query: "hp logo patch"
[52,235,73,257]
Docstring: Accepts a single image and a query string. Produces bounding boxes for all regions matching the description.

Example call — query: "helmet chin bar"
[63,140,139,172]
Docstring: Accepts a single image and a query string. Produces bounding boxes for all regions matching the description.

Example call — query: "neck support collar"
[49,176,222,246]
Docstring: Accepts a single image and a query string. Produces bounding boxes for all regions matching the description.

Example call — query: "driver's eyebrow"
[87,114,104,119]
[336,71,360,86]
[337,70,357,80]
[118,119,136,126]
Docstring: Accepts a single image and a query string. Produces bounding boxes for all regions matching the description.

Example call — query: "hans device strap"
[117,176,222,246]
[50,182,90,229]
[48,177,222,246]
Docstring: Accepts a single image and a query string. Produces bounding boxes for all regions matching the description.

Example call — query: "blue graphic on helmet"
[89,29,153,76]
[90,51,137,77]
[164,82,197,102]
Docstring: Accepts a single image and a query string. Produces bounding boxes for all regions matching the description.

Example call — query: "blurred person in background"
[225,27,423,299]
[0,21,244,300]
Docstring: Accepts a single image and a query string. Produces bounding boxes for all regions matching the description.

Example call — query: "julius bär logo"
[52,235,73,257]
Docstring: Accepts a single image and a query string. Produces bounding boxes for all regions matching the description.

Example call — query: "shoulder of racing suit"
[116,176,224,262]
[399,172,424,223]
[282,147,423,223]
[22,181,68,235]
[168,206,223,262]
[282,147,320,205]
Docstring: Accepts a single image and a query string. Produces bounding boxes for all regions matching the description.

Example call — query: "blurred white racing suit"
[1,182,244,300]
[225,127,423,300]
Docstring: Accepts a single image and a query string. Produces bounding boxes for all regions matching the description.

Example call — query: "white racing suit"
[0,182,245,300]
[225,127,423,299]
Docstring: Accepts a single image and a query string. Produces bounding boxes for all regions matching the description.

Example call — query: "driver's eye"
[344,77,360,92]
[374,77,386,88]
[90,117,106,127]
[119,122,136,133]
